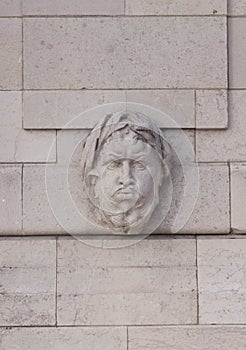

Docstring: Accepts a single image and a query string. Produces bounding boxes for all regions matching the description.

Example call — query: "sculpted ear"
[86,169,100,198]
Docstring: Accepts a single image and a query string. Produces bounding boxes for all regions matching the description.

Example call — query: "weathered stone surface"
[231,163,246,233]
[23,0,124,15]
[0,166,22,234]
[196,91,246,162]
[0,0,22,15]
[0,238,56,326]
[128,326,246,349]
[0,327,127,350]
[196,90,228,129]
[57,237,197,325]
[229,18,246,88]
[23,165,65,234]
[198,238,246,324]
[0,19,22,90]
[126,0,227,15]
[23,90,126,129]
[0,92,56,162]
[23,90,195,129]
[126,90,195,128]
[24,17,227,89]
[179,164,230,233]
[229,0,246,15]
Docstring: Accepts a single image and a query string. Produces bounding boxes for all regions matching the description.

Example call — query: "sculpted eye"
[107,160,121,170]
[132,161,146,170]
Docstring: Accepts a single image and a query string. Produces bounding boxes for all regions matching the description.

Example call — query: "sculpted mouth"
[114,187,137,196]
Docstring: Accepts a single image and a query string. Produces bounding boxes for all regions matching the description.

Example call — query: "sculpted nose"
[119,161,134,186]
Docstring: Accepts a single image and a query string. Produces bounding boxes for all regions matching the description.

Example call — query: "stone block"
[198,238,246,324]
[231,163,246,233]
[23,0,124,15]
[0,327,127,350]
[57,237,197,325]
[23,90,126,129]
[24,17,227,89]
[23,165,65,234]
[126,90,195,128]
[0,19,22,90]
[229,0,246,15]
[229,18,246,88]
[0,92,56,162]
[173,164,230,234]
[196,90,228,129]
[128,326,246,349]
[0,0,22,16]
[0,238,56,326]
[0,166,22,234]
[126,0,227,15]
[196,91,246,162]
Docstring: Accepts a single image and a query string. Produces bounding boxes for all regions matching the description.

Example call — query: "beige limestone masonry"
[196,91,246,162]
[0,92,56,163]
[195,90,228,129]
[229,18,246,88]
[230,163,246,233]
[23,0,125,15]
[0,19,22,90]
[23,90,196,129]
[128,326,246,350]
[0,166,22,234]
[0,238,56,326]
[126,0,227,15]
[0,327,127,350]
[229,0,246,15]
[0,0,22,16]
[198,238,246,324]
[57,237,197,325]
[24,17,227,89]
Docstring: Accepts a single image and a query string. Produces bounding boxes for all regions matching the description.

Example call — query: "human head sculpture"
[81,111,172,234]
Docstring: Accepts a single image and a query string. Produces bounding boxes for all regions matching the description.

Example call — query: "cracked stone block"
[24,17,227,89]
[196,90,228,129]
[126,0,227,15]
[198,238,246,324]
[0,237,56,326]
[0,166,22,234]
[128,326,246,349]
[57,237,197,325]
[0,92,56,162]
[0,19,22,90]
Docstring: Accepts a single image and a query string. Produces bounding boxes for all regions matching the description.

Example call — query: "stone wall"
[1,0,246,348]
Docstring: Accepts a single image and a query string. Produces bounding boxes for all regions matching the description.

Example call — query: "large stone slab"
[0,92,56,163]
[23,90,195,129]
[0,0,22,16]
[196,91,246,162]
[23,0,124,15]
[128,326,246,349]
[198,238,246,324]
[126,0,227,15]
[229,18,246,88]
[57,237,197,325]
[24,17,227,89]
[0,166,22,234]
[229,0,246,15]
[230,164,246,233]
[0,238,56,326]
[0,19,22,90]
[0,327,127,350]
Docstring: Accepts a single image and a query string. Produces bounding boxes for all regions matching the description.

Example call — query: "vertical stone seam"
[126,326,129,350]
[21,164,24,233]
[55,236,58,326]
[194,89,197,159]
[228,161,232,233]
[195,236,200,324]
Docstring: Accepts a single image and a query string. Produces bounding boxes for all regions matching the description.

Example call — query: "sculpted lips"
[114,186,138,197]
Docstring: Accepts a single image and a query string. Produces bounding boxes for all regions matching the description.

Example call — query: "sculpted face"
[90,132,164,225]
